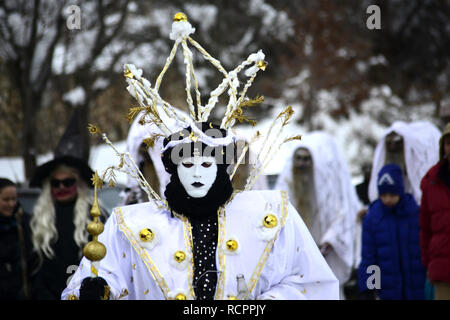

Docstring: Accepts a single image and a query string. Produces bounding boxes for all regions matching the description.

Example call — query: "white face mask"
[177,156,218,198]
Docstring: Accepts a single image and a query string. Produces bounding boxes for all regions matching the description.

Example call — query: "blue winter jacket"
[358,193,426,300]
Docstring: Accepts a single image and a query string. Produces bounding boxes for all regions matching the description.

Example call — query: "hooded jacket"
[419,122,450,284]
[358,164,425,300]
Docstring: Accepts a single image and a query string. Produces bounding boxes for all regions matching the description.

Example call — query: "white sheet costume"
[275,131,360,298]
[62,190,339,300]
[368,121,441,204]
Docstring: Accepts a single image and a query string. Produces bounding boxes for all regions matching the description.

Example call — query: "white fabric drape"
[368,121,441,204]
[274,131,360,286]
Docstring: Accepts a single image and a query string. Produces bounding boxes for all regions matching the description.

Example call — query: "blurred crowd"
[1,119,449,300]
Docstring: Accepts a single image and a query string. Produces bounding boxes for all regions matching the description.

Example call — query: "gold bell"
[263,214,278,228]
[175,293,187,300]
[174,12,188,22]
[174,251,186,263]
[226,239,238,252]
[139,228,154,242]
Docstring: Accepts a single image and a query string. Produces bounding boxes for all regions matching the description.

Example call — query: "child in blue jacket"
[358,163,425,300]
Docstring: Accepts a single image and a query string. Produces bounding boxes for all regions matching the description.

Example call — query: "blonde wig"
[31,165,93,259]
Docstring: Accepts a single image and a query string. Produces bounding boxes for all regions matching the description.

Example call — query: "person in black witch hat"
[29,109,105,300]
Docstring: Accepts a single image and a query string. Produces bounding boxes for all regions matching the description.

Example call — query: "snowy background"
[0,0,448,187]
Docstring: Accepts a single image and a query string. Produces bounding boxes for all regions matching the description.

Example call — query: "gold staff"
[83,171,107,278]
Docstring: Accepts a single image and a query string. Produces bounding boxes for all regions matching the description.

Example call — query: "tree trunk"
[22,90,39,181]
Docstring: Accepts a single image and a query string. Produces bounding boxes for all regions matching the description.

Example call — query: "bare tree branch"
[86,0,129,71]
[35,5,65,92]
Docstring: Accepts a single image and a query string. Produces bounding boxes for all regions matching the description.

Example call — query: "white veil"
[368,121,441,204]
[275,131,360,284]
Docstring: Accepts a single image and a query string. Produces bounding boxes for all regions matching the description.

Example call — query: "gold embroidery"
[215,206,226,300]
[91,265,99,276]
[246,190,289,297]
[116,208,170,299]
[180,214,195,299]
[119,288,129,299]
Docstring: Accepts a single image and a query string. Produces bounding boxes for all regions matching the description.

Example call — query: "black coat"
[0,204,39,300]
[32,201,84,300]
[32,200,107,300]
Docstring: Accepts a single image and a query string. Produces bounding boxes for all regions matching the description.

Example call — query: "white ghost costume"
[120,109,189,204]
[62,190,339,300]
[275,131,360,298]
[368,121,441,204]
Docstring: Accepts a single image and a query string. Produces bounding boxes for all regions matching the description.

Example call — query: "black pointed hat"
[29,109,94,188]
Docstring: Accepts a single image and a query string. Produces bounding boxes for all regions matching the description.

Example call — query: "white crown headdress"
[90,12,301,208]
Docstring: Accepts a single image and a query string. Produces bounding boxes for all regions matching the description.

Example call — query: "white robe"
[274,131,360,293]
[62,190,339,300]
[368,120,441,204]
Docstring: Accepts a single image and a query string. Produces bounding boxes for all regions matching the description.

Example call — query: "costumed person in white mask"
[61,12,338,300]
[275,131,360,299]
[368,121,441,205]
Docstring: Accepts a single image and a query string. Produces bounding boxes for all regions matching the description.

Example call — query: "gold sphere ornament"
[174,12,188,22]
[139,228,154,242]
[174,251,186,263]
[83,241,107,261]
[175,293,187,300]
[263,214,278,228]
[86,221,104,236]
[226,239,239,252]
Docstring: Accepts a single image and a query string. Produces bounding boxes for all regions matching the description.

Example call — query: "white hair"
[31,168,93,259]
